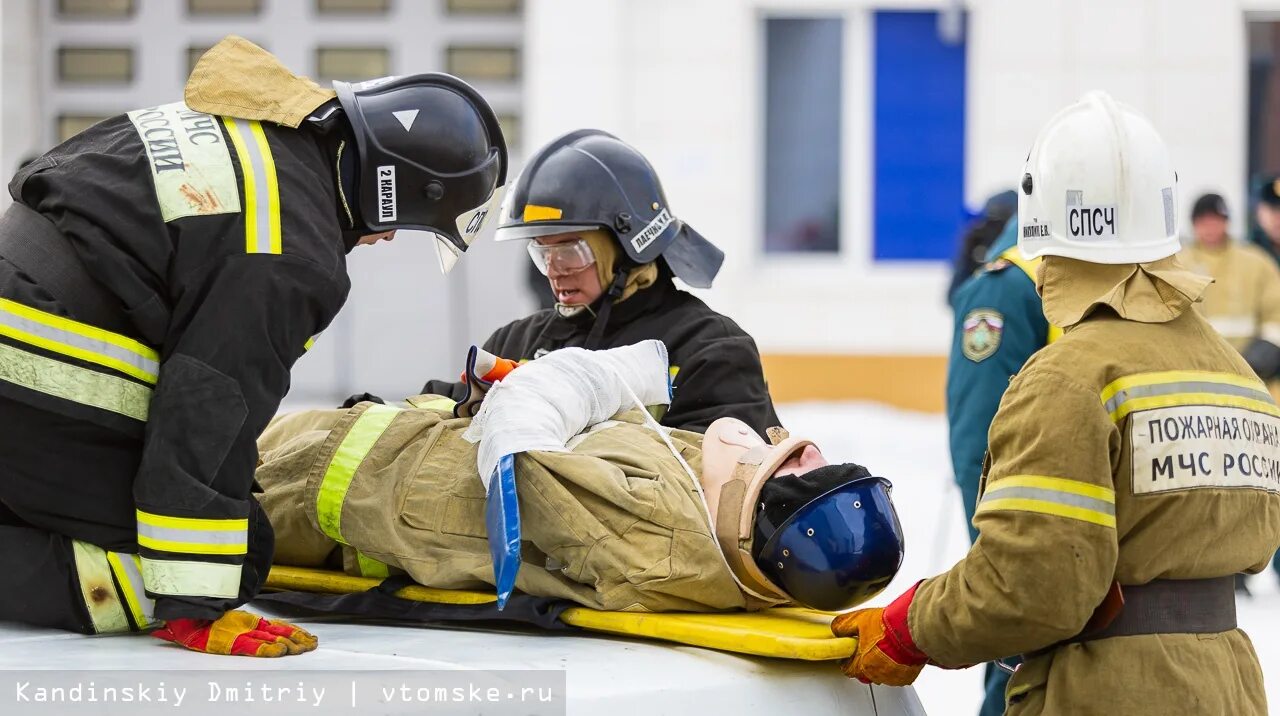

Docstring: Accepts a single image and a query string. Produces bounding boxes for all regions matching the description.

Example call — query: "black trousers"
[0,396,272,630]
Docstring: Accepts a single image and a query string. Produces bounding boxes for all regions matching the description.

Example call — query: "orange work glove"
[454,347,520,418]
[458,351,519,384]
[830,582,928,686]
[152,610,318,657]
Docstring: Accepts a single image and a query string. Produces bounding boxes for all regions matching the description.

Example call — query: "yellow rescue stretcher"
[265,566,856,661]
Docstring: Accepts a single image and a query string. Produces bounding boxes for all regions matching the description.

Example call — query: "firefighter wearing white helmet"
[831,91,1277,715]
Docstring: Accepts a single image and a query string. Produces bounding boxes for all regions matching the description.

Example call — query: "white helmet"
[1018,91,1179,264]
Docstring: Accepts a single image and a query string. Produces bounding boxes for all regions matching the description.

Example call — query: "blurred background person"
[945,214,1059,716]
[1182,191,1280,594]
[1250,176,1280,265]
[947,190,1018,304]
[1182,192,1280,383]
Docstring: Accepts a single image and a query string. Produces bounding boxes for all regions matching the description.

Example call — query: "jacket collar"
[1037,255,1212,329]
[184,36,335,126]
[546,273,677,340]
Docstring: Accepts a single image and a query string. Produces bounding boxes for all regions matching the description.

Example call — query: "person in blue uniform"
[945,216,1059,715]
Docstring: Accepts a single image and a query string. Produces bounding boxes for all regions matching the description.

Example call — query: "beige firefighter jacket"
[1180,240,1280,351]
[910,255,1278,715]
[256,402,747,613]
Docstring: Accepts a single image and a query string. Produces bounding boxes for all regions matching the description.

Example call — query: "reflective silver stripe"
[0,300,159,383]
[978,485,1115,517]
[0,309,159,379]
[0,341,151,420]
[136,523,248,549]
[140,558,241,599]
[1103,380,1273,416]
[225,117,276,254]
[108,552,156,627]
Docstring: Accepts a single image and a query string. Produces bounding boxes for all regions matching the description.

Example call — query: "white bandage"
[464,340,673,488]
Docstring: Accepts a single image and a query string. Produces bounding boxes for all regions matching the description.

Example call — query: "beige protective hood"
[185,36,336,127]
[1037,254,1213,329]
[700,417,814,605]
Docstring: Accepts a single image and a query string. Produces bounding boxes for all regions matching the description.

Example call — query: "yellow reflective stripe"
[356,552,390,579]
[0,341,151,420]
[136,535,247,555]
[983,475,1115,503]
[136,511,248,532]
[976,497,1116,528]
[140,558,241,599]
[304,335,317,351]
[248,120,282,254]
[1101,371,1278,422]
[0,297,159,383]
[222,116,256,253]
[106,551,155,629]
[316,404,402,544]
[979,475,1116,528]
[71,541,131,634]
[222,117,282,255]
[135,510,248,555]
[1100,370,1267,406]
[997,248,1060,344]
[1111,393,1280,423]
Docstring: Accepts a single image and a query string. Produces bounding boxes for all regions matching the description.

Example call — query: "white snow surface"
[774,401,1280,715]
[0,402,1274,714]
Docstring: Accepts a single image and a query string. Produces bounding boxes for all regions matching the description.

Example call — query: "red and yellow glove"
[831,582,928,686]
[152,610,318,658]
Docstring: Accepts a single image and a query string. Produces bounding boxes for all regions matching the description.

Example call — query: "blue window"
[873,11,967,261]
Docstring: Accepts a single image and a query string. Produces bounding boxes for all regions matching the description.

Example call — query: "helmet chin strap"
[583,267,631,350]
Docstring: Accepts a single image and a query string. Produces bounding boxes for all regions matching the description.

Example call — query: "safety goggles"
[527,238,596,276]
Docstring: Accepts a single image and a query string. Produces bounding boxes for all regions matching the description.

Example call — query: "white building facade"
[526,0,1265,408]
[1,0,1276,408]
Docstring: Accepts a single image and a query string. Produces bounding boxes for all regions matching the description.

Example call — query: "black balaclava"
[751,463,873,562]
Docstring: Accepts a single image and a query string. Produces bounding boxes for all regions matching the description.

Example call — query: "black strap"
[1030,576,1236,657]
[254,575,576,631]
[1083,576,1236,640]
[0,202,130,333]
[583,268,629,350]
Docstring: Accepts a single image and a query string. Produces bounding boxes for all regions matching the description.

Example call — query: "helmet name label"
[630,208,673,255]
[377,165,397,223]
[1066,191,1115,240]
[1022,222,1051,239]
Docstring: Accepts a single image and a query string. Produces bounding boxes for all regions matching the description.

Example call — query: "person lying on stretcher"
[256,341,904,613]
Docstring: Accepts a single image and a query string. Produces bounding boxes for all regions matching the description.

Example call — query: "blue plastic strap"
[486,453,521,610]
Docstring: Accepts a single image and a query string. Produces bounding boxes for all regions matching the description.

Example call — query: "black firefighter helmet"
[334,73,507,267]
[494,129,724,288]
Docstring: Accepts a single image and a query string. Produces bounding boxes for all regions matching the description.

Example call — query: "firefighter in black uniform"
[423,129,779,435]
[0,37,507,656]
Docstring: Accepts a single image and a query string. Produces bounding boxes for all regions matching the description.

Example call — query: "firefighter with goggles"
[424,129,780,436]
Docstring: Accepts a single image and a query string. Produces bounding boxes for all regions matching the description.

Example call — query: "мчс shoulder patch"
[962,309,1004,362]
[127,101,240,222]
